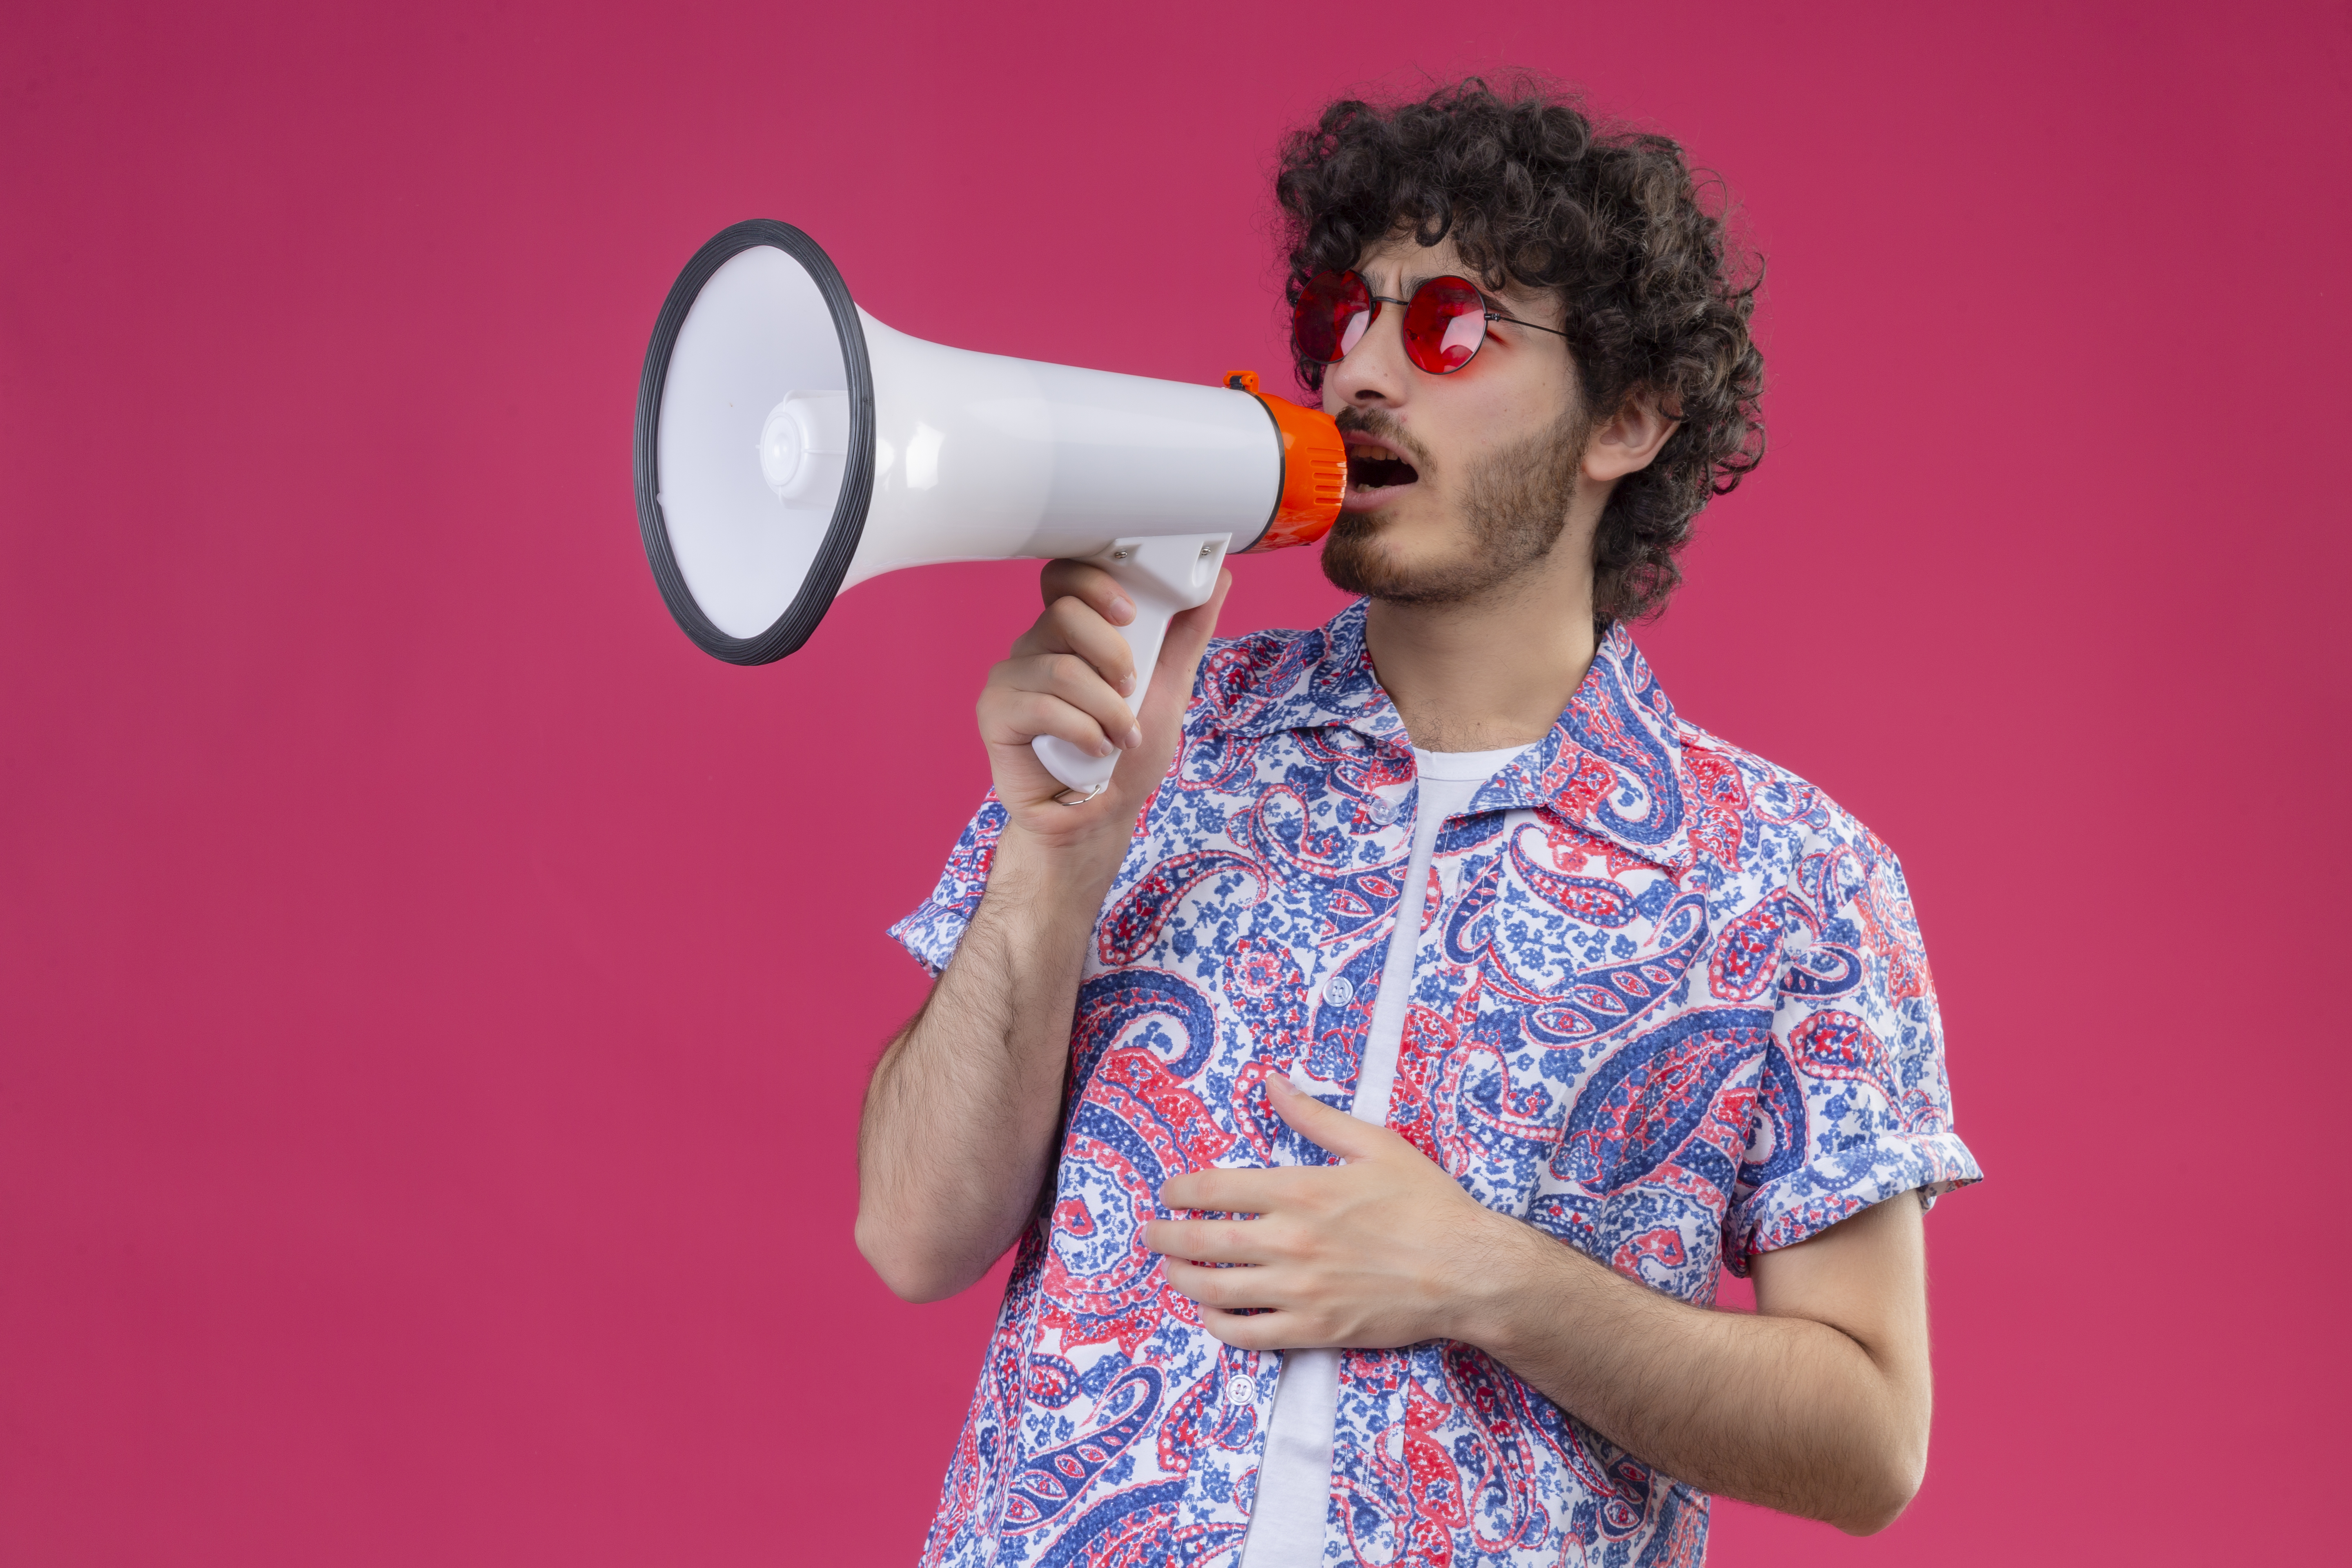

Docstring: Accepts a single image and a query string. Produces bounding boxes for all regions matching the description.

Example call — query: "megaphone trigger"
[1028,532,1232,795]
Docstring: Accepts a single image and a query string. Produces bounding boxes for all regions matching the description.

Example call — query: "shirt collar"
[1204,601,1694,871]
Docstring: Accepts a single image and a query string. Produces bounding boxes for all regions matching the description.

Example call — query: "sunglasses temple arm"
[1491,312,1570,339]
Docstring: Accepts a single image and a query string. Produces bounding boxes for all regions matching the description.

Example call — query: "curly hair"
[1275,78,1765,625]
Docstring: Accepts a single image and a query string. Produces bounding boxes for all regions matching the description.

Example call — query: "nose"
[1319,294,1412,412]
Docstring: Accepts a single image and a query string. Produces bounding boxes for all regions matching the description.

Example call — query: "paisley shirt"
[889,602,1981,1568]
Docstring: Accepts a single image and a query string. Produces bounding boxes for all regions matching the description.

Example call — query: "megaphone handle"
[1031,534,1231,795]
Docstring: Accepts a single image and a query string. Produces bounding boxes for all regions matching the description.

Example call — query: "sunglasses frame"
[1293,269,1571,376]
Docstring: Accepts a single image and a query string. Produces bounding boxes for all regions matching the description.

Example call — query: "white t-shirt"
[1235,742,1532,1568]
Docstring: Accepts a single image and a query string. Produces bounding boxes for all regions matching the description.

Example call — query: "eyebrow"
[1394,270,1514,313]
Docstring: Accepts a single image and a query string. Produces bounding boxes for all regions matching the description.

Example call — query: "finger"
[1009,595,1140,701]
[979,686,1121,760]
[1143,1217,1282,1265]
[1193,1305,1298,1352]
[1038,560,1136,627]
[1160,1258,1283,1312]
[992,653,1139,752]
[1265,1074,1396,1163]
[1159,1164,1296,1215]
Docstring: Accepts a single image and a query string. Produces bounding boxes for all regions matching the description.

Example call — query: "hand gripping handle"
[1031,533,1231,795]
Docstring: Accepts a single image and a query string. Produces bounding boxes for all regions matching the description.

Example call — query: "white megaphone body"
[633,220,1346,794]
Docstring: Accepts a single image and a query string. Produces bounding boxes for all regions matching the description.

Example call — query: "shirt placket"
[1290,728,1416,1120]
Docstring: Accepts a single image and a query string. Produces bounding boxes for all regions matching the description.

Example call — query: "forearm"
[855,832,1114,1301]
[1466,1223,1927,1533]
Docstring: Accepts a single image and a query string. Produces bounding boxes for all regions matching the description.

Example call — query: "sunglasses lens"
[1403,277,1487,373]
[1293,271,1373,364]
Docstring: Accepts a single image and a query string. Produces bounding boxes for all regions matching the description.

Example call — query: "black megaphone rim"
[633,219,876,665]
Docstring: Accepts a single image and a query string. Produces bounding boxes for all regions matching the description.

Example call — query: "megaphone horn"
[633,220,1345,794]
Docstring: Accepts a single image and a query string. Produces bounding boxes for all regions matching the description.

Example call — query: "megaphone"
[632,220,1346,794]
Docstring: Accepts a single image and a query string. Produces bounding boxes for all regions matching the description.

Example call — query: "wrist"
[1450,1210,1596,1359]
[987,819,1128,923]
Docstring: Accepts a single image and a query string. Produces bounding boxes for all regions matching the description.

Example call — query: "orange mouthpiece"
[1225,370,1345,552]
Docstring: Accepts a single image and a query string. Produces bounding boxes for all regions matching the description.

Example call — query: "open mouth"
[1345,441,1421,493]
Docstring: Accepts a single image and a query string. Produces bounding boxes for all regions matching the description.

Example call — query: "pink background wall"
[4,2,2344,1561]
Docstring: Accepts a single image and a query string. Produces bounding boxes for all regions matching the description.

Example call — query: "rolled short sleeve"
[886,793,1009,977]
[1725,833,1982,1272]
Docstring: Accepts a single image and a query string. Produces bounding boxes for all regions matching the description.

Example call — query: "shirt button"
[1322,975,1355,1007]
[1227,1375,1258,1405]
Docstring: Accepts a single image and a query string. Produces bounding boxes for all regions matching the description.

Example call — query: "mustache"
[1332,405,1435,477]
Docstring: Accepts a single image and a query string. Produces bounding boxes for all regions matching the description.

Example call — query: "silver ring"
[1053,782,1110,806]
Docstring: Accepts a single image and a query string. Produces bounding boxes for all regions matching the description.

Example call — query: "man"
[858,80,1980,1567]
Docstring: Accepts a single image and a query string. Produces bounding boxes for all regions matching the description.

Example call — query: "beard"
[1321,403,1589,606]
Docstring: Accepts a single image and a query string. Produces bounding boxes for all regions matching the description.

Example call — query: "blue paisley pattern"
[890,602,1980,1568]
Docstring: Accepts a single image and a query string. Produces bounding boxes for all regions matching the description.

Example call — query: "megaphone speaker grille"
[633,220,876,664]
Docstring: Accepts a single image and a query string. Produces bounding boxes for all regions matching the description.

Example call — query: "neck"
[1362,561,1599,754]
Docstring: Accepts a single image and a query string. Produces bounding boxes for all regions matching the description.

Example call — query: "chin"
[1322,508,1564,608]
[1321,518,1451,603]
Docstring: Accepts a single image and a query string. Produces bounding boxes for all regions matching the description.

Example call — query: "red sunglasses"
[1292,269,1569,375]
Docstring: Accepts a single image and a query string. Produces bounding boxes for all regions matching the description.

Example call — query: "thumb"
[1133,567,1232,736]
[1267,1074,1393,1162]
[1155,568,1232,675]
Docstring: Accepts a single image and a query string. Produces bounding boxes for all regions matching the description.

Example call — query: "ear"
[1582,390,1681,485]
